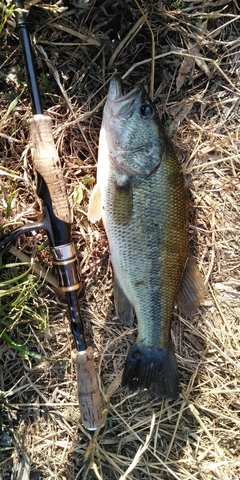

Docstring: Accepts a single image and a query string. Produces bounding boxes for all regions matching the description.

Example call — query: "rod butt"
[72,347,105,431]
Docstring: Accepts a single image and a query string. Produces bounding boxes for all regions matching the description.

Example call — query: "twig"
[119,414,156,480]
[182,389,225,460]
[107,16,145,71]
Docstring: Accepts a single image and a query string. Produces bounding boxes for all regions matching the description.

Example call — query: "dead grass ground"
[0,1,240,479]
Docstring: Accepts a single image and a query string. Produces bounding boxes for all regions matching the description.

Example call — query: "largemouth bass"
[88,76,204,400]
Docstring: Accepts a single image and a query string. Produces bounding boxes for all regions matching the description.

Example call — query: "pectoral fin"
[114,275,134,325]
[177,254,205,315]
[113,179,133,225]
[88,184,102,223]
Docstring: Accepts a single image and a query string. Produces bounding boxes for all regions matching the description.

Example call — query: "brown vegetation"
[0,1,240,479]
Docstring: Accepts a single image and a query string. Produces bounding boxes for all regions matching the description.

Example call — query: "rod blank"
[14,0,42,115]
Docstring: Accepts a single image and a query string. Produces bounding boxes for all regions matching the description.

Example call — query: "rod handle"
[29,114,70,223]
[72,347,106,431]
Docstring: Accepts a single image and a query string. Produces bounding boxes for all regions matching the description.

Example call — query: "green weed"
[0,1,14,35]
[0,257,50,360]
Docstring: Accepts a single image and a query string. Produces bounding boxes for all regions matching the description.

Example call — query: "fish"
[88,76,205,400]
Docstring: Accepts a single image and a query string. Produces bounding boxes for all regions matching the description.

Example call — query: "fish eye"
[140,104,153,119]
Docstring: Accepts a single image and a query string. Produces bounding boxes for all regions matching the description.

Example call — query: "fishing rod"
[0,0,105,431]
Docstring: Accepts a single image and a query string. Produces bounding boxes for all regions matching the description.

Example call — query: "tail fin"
[122,343,179,400]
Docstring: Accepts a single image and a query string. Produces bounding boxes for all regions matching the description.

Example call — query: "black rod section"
[67,291,87,351]
[14,0,42,115]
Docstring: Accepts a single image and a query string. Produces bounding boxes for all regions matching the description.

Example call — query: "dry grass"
[1,0,240,479]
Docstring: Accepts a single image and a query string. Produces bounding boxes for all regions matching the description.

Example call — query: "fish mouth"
[107,76,141,117]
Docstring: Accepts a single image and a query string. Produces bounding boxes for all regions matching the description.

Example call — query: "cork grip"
[29,114,70,223]
[72,347,105,431]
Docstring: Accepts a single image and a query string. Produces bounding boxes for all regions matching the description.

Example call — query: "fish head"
[102,76,165,177]
[106,75,153,117]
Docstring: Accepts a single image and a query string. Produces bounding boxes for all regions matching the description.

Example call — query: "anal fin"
[114,275,134,325]
[177,253,205,315]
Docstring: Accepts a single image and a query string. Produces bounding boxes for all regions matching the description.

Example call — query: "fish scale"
[105,145,188,350]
